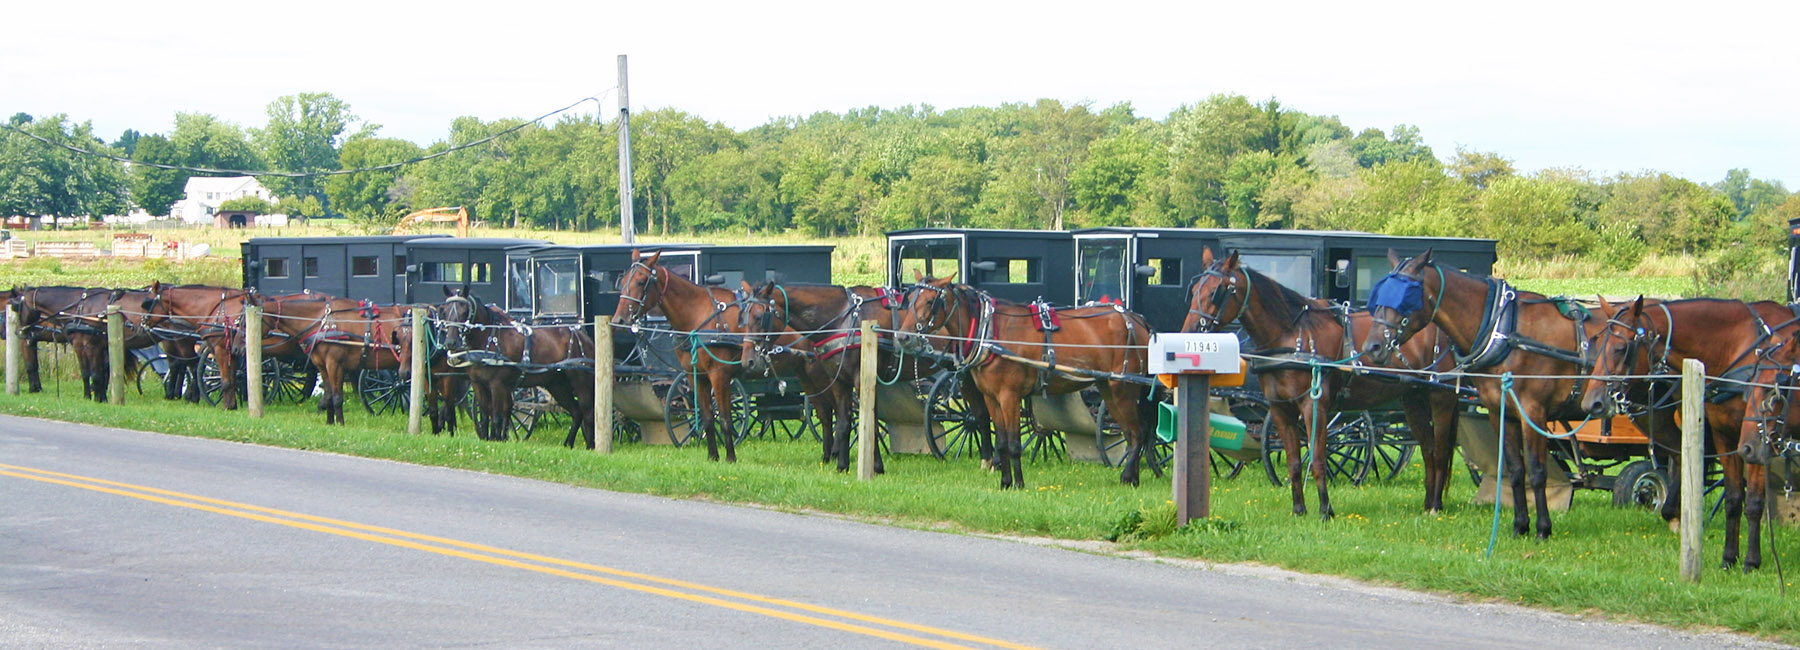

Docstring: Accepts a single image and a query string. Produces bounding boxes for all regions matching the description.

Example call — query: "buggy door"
[300,244,347,299]
[255,244,303,297]
[1075,234,1133,307]
[530,252,583,325]
[505,251,535,321]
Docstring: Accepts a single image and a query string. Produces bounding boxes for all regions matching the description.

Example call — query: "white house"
[171,176,276,226]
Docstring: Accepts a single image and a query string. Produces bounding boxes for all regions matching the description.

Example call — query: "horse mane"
[1240,266,1330,329]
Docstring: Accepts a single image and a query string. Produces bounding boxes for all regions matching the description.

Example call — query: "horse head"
[1361,248,1439,365]
[1577,296,1652,416]
[736,281,780,376]
[897,272,961,353]
[1739,329,1800,466]
[611,249,666,327]
[1182,248,1248,334]
[434,289,481,354]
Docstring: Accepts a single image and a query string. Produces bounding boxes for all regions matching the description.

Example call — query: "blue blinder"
[1367,273,1424,314]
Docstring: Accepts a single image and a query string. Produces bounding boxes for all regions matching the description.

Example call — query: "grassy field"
[0,357,1796,643]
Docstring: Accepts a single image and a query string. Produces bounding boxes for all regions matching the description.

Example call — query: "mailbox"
[1147,333,1240,375]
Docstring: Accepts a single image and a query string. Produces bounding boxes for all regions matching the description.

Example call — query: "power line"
[0,90,615,179]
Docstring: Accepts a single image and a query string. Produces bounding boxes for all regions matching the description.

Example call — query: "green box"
[1156,402,1248,450]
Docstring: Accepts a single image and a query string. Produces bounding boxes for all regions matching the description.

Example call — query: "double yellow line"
[0,463,1046,650]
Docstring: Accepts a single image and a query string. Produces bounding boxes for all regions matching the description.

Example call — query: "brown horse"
[17,286,122,402]
[611,250,755,462]
[2,287,48,393]
[436,291,596,446]
[392,306,472,437]
[258,294,412,425]
[1738,329,1800,568]
[1581,297,1784,570]
[737,281,977,472]
[897,274,1157,489]
[1363,250,1633,540]
[1183,250,1463,518]
[141,283,257,410]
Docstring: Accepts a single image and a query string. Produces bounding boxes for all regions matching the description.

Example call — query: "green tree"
[1599,173,1735,254]
[129,134,185,216]
[170,112,264,172]
[1449,147,1514,190]
[633,109,735,234]
[1714,168,1790,221]
[0,114,128,226]
[1349,124,1433,167]
[1070,128,1158,226]
[324,136,423,223]
[256,92,364,210]
[1472,175,1593,258]
[218,195,274,214]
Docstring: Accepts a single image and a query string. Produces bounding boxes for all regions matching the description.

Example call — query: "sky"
[5,0,1797,188]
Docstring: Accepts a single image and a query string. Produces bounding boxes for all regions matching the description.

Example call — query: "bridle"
[616,261,668,326]
[902,281,962,346]
[1744,340,1799,460]
[1588,309,1659,415]
[436,294,479,353]
[1186,264,1250,332]
[1367,259,1445,359]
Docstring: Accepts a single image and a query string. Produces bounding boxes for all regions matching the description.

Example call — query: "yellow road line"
[0,463,1047,650]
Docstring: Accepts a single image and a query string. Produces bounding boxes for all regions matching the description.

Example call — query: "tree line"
[3,92,1795,267]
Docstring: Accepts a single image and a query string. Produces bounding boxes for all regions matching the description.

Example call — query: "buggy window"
[508,257,533,312]
[265,258,289,279]
[351,256,378,277]
[1240,253,1314,296]
[535,257,581,316]
[1077,238,1127,304]
[1147,258,1181,286]
[303,257,320,278]
[892,238,962,286]
[1355,255,1393,304]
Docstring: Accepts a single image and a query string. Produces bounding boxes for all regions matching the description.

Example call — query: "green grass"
[1,367,1797,643]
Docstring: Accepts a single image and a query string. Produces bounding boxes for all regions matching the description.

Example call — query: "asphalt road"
[0,414,1782,649]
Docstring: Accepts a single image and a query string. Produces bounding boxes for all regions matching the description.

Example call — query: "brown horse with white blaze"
[1363,249,1632,540]
[897,274,1158,489]
[258,294,412,425]
[436,291,596,446]
[1183,249,1463,518]
[611,250,754,462]
[1581,296,1785,570]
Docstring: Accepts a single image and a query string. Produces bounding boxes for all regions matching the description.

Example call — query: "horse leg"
[1270,402,1307,516]
[492,381,516,441]
[1104,384,1145,486]
[470,377,494,440]
[323,355,343,425]
[981,390,1022,489]
[1492,408,1530,537]
[696,378,721,461]
[1716,437,1746,570]
[547,378,586,449]
[24,341,41,393]
[959,375,996,471]
[1745,464,1766,572]
[711,373,737,463]
[1309,397,1336,521]
[218,339,239,411]
[1404,395,1450,513]
[1527,434,1552,540]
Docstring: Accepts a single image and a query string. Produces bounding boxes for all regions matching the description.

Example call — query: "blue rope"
[1488,372,1512,558]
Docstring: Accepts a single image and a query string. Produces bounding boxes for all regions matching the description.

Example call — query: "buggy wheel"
[196,345,242,406]
[663,378,699,447]
[924,372,980,460]
[1262,411,1377,486]
[612,407,642,445]
[1367,417,1416,482]
[133,350,168,396]
[757,389,814,442]
[266,356,316,405]
[357,369,409,416]
[508,387,549,440]
[1613,460,1669,510]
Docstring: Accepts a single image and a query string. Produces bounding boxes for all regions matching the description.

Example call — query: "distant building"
[171,176,277,226]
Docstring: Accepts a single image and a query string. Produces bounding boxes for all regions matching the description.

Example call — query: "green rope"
[1489,372,1512,558]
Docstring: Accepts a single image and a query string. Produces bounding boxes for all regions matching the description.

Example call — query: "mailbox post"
[1147,333,1241,527]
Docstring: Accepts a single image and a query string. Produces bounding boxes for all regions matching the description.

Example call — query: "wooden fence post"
[1679,358,1704,583]
[1174,374,1213,526]
[5,304,20,396]
[594,319,614,454]
[107,305,125,406]
[244,305,263,417]
[857,319,878,480]
[408,308,425,435]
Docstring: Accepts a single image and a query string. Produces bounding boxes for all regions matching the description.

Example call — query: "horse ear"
[740,280,755,294]
[442,285,453,298]
[646,250,663,266]
[1630,295,1645,318]
[1387,248,1403,266]
[1202,247,1215,267]
[913,269,924,282]
[1420,247,1435,266]
[1223,251,1240,271]
[1596,295,1613,311]
[942,272,958,284]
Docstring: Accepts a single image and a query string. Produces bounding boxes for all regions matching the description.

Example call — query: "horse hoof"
[1667,517,1681,533]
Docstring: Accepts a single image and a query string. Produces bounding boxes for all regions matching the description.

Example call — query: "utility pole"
[617,54,636,245]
